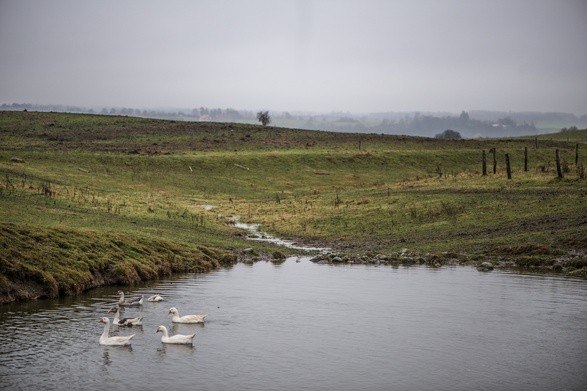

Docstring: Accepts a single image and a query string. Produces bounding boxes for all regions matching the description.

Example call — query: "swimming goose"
[98,317,135,346]
[168,307,207,324]
[117,291,143,306]
[147,294,164,302]
[156,325,195,345]
[108,307,143,326]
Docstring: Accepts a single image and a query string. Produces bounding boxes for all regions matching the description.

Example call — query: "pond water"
[1,259,586,391]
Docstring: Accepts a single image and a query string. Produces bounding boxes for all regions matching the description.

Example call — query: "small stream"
[233,221,330,253]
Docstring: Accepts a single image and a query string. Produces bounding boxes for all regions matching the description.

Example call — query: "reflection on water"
[101,350,111,366]
[156,341,196,359]
[1,259,586,391]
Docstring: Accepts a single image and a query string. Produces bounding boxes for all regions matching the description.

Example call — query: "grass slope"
[1,111,586,302]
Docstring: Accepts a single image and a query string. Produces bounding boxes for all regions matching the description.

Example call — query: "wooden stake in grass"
[482,150,487,176]
[524,147,528,172]
[490,148,497,174]
[556,149,563,178]
[576,143,579,165]
[505,153,512,179]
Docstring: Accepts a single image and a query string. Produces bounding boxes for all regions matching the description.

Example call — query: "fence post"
[524,147,528,172]
[490,148,497,174]
[505,153,512,179]
[482,150,487,176]
[576,143,579,165]
[556,149,563,178]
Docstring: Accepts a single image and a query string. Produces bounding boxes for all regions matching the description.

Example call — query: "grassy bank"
[0,223,237,303]
[1,111,586,302]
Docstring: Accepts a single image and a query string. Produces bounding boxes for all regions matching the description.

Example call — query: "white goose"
[168,307,207,324]
[98,317,135,346]
[147,294,164,302]
[156,325,195,345]
[108,307,143,326]
[117,291,143,306]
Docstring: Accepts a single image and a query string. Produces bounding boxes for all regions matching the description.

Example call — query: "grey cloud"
[1,0,586,114]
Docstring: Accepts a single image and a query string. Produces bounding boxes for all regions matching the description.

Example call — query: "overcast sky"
[1,0,586,115]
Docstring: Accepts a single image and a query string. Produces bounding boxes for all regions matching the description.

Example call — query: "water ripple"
[1,263,586,391]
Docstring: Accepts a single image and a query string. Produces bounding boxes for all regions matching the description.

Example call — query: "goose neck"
[100,321,110,341]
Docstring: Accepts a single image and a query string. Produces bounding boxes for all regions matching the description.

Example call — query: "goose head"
[107,307,119,314]
[98,317,109,324]
[155,325,166,334]
[168,307,179,316]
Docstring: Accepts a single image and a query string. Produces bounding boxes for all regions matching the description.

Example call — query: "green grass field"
[1,111,586,302]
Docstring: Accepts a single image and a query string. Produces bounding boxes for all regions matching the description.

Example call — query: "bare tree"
[256,111,271,126]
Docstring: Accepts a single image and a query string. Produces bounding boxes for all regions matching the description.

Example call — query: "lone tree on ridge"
[257,111,271,126]
[435,129,462,139]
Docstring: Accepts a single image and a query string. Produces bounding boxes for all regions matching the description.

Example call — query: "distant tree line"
[0,103,257,122]
[297,111,541,138]
[560,126,579,132]
[376,111,538,138]
[2,103,586,138]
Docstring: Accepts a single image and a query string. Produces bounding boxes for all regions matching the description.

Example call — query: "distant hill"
[2,102,586,138]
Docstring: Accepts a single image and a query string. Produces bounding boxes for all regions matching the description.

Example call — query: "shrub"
[435,129,462,139]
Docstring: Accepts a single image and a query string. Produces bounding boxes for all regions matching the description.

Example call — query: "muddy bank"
[309,248,587,278]
[235,221,587,278]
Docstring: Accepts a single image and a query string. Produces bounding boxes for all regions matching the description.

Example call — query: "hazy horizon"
[1,0,586,115]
